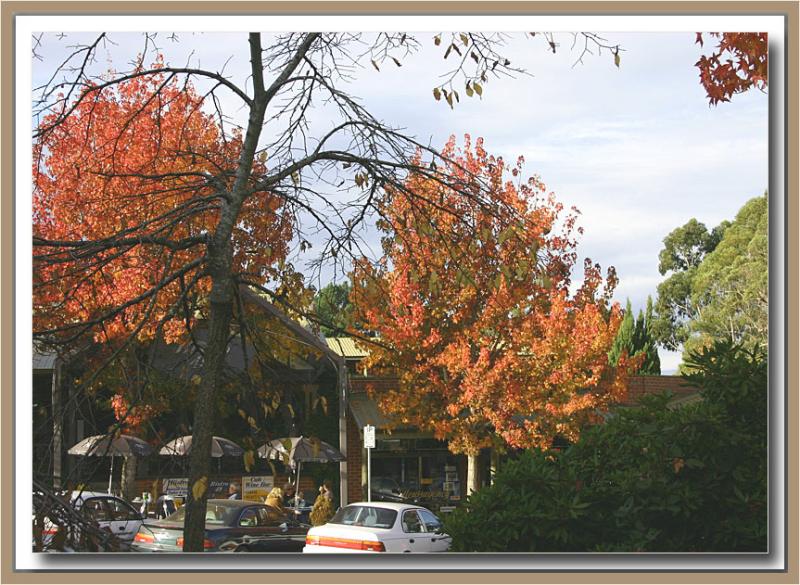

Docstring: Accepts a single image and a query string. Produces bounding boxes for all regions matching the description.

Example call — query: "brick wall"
[351,374,697,406]
[346,416,364,502]
[619,375,697,406]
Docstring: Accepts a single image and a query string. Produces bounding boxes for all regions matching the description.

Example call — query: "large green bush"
[443,341,767,552]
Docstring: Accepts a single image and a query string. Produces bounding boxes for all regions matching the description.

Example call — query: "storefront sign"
[242,475,274,501]
[208,479,231,498]
[162,478,231,498]
[162,477,188,496]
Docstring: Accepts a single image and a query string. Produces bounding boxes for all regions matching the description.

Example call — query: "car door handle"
[409,538,415,543]
[431,537,436,542]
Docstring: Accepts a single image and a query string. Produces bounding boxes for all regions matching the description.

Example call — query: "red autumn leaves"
[33,69,292,346]
[696,32,768,106]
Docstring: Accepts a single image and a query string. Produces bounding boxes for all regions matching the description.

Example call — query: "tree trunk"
[467,453,480,495]
[51,359,62,489]
[489,448,500,485]
[121,455,138,502]
[183,290,234,551]
[180,31,314,551]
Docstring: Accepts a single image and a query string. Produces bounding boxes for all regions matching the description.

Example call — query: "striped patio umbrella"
[159,435,244,458]
[68,434,153,494]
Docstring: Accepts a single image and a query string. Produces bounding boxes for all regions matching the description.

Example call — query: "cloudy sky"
[30,31,769,373]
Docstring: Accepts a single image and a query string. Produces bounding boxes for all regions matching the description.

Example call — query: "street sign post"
[364,425,375,501]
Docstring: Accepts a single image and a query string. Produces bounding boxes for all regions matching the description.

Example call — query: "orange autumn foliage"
[33,66,293,346]
[695,32,768,105]
[110,393,163,432]
[351,136,633,454]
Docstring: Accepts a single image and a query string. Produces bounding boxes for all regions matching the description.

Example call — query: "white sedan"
[39,491,144,551]
[303,502,451,553]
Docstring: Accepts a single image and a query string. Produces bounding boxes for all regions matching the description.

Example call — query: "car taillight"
[176,537,214,550]
[306,535,385,552]
[133,532,154,544]
[360,540,386,552]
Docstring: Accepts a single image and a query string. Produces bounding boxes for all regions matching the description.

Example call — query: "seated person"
[264,487,284,510]
[282,482,296,507]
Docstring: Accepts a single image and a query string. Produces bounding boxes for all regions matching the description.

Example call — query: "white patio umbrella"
[68,434,153,494]
[159,435,244,457]
[257,436,345,508]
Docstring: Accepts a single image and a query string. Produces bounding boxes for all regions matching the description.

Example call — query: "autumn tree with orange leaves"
[351,137,634,493]
[33,31,623,549]
[33,67,298,500]
[33,70,294,348]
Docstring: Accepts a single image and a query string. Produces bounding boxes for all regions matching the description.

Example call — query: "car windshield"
[329,505,397,529]
[165,502,238,526]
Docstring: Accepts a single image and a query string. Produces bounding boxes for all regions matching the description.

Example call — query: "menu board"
[242,475,274,501]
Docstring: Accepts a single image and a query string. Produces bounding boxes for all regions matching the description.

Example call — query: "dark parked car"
[130,499,309,552]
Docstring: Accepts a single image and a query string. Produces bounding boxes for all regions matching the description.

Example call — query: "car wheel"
[236,545,252,552]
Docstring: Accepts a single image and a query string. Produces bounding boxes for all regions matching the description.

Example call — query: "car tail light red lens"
[176,536,214,549]
[133,532,154,544]
[306,535,385,552]
[360,540,386,552]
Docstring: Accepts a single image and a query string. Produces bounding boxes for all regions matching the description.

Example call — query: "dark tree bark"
[182,32,316,551]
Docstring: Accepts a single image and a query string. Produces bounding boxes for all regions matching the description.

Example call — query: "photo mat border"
[2,1,797,583]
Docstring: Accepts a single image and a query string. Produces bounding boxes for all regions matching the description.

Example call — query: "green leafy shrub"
[443,341,767,552]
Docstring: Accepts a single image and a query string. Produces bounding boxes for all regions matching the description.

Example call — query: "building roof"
[326,337,370,359]
[33,350,56,370]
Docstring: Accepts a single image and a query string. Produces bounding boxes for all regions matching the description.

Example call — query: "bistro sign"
[162,477,232,498]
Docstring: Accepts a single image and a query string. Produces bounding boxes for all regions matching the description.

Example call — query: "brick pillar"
[346,416,363,502]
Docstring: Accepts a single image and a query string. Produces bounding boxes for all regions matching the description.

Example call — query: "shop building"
[327,337,699,511]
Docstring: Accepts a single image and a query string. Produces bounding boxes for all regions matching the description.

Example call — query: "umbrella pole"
[108,455,114,495]
[295,461,301,510]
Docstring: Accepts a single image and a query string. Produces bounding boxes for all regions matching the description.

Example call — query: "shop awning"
[348,393,392,429]
[33,349,56,370]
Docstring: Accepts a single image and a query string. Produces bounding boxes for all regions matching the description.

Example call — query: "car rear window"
[166,503,236,525]
[329,505,397,529]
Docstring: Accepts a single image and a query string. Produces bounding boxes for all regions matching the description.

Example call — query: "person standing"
[283,482,297,508]
[309,481,334,526]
